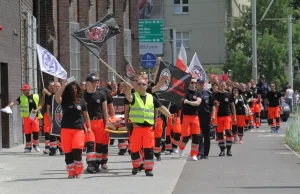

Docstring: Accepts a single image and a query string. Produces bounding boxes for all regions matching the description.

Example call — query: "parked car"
[261,101,290,122]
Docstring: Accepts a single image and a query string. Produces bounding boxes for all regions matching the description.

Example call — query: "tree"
[225,0,300,90]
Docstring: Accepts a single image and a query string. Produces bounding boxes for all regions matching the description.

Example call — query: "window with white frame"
[176,32,190,48]
[173,0,189,14]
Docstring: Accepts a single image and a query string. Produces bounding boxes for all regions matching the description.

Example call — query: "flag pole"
[40,71,45,88]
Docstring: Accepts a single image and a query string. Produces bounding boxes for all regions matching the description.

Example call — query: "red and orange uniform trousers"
[165,116,181,152]
[216,116,232,150]
[179,115,200,157]
[232,115,245,141]
[43,113,51,149]
[61,128,85,177]
[130,126,154,171]
[253,99,261,128]
[24,117,40,150]
[153,117,163,158]
[268,106,280,131]
[85,118,109,168]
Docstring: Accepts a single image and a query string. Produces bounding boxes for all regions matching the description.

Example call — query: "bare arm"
[83,111,91,133]
[125,85,133,103]
[102,101,109,122]
[151,76,168,93]
[7,101,17,108]
[184,97,202,106]
[124,105,130,125]
[157,105,172,117]
[211,106,216,120]
[55,81,67,104]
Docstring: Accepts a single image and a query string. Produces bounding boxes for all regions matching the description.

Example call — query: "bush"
[285,117,300,153]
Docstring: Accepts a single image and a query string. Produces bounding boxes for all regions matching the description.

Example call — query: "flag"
[71,12,120,56]
[155,60,191,107]
[36,44,67,79]
[123,58,136,78]
[187,53,207,81]
[175,44,187,72]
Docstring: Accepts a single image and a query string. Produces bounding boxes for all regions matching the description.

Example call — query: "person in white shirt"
[285,85,294,113]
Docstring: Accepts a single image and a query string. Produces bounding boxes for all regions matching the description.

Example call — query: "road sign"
[141,53,157,69]
[139,20,164,43]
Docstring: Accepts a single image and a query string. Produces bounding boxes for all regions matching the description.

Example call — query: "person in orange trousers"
[165,104,181,154]
[211,82,219,140]
[214,81,236,156]
[178,79,202,161]
[266,83,282,133]
[55,80,91,178]
[232,87,250,144]
[153,115,163,160]
[125,78,172,176]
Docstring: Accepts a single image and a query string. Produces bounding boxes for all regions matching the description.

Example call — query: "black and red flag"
[123,58,136,78]
[155,60,191,107]
[71,12,120,56]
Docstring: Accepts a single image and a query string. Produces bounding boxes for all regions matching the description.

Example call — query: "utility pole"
[252,0,258,83]
[288,15,293,89]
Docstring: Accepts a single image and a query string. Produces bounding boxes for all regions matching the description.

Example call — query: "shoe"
[101,164,108,170]
[192,156,198,161]
[132,167,139,175]
[156,155,162,161]
[226,148,232,156]
[95,164,100,173]
[43,149,49,154]
[139,164,144,171]
[33,146,40,152]
[68,172,75,178]
[86,165,96,173]
[75,173,81,178]
[276,129,279,133]
[219,149,225,156]
[239,140,243,144]
[172,148,178,154]
[145,170,154,177]
[118,151,125,155]
[178,149,184,157]
[49,149,56,156]
[24,149,31,153]
[233,136,238,144]
[128,150,131,155]
[58,148,64,155]
[203,156,208,159]
[256,126,260,129]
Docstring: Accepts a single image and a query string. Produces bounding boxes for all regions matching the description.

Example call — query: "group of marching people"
[4,67,283,178]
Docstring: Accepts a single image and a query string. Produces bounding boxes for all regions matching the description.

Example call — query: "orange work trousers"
[166,117,181,147]
[268,106,280,127]
[216,116,232,133]
[43,113,51,133]
[23,117,40,134]
[153,117,163,154]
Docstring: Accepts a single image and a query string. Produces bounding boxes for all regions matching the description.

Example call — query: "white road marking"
[274,152,294,155]
[284,144,300,159]
[258,134,285,137]
[248,130,271,133]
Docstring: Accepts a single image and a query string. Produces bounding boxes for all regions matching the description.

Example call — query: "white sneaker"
[33,146,40,152]
[172,148,178,153]
[24,149,31,153]
[192,156,198,161]
[178,149,184,157]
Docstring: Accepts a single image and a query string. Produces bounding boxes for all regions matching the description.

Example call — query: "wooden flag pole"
[40,71,45,88]
[97,57,132,87]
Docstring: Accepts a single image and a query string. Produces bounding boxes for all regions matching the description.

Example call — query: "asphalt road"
[174,120,300,194]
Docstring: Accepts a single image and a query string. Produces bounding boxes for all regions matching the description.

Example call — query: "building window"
[173,0,189,14]
[176,32,190,48]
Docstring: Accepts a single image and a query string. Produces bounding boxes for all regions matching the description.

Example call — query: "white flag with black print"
[36,44,67,79]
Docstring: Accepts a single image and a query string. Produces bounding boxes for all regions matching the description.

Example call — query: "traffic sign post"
[141,53,157,80]
[139,20,164,43]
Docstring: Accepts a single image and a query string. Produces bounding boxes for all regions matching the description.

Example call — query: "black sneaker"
[219,149,225,156]
[156,155,162,161]
[145,170,154,177]
[226,149,232,156]
[204,155,208,159]
[139,164,144,171]
[49,149,56,156]
[132,167,139,175]
[59,148,64,155]
[95,164,100,173]
[118,151,125,155]
[86,165,96,173]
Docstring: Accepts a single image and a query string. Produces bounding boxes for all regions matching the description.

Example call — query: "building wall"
[0,0,24,148]
[163,0,227,66]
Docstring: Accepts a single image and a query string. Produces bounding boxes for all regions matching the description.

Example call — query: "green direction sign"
[139,19,164,43]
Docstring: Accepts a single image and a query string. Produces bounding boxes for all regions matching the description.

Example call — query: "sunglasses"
[137,83,147,87]
[190,82,196,84]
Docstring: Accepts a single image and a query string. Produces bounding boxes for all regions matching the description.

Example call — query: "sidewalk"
[0,141,190,194]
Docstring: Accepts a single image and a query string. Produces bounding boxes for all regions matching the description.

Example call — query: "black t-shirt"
[125,93,162,126]
[84,91,107,118]
[214,91,233,117]
[17,94,38,116]
[169,103,180,114]
[234,95,247,115]
[266,91,282,107]
[250,86,262,98]
[146,86,159,99]
[43,94,52,113]
[61,99,87,129]
[182,90,202,115]
[198,90,215,116]
[46,94,54,113]
[98,87,113,105]
[243,90,254,108]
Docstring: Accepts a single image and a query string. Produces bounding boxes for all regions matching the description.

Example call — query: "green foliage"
[225,0,300,89]
[285,116,300,153]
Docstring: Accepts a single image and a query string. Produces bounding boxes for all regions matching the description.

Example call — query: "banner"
[123,58,136,78]
[51,96,63,136]
[36,44,67,79]
[187,53,207,81]
[71,12,120,56]
[155,60,191,107]
[210,73,229,82]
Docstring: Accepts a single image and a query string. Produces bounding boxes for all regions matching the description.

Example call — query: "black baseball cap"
[86,74,99,82]
[197,78,205,83]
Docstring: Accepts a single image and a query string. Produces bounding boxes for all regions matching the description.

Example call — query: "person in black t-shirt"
[266,83,282,133]
[84,74,109,173]
[214,80,236,156]
[55,80,91,178]
[179,78,202,161]
[232,87,250,144]
[240,83,254,131]
[125,77,172,177]
[250,78,263,128]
